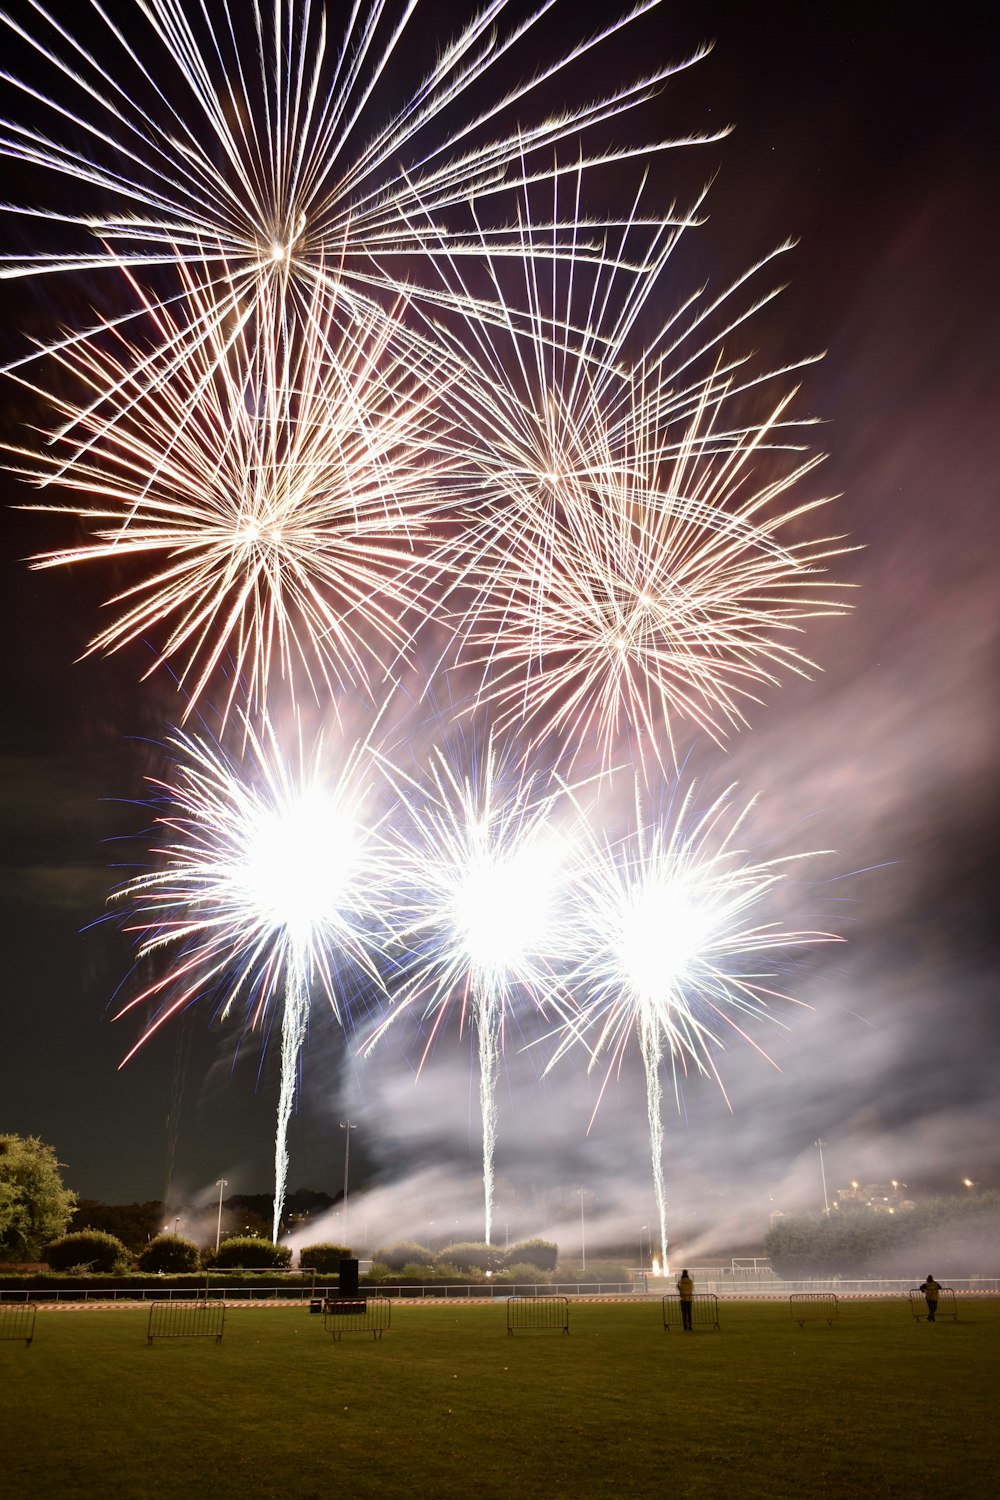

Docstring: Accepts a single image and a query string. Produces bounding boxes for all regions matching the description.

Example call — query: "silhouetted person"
[677,1268,694,1330]
[920,1274,941,1321]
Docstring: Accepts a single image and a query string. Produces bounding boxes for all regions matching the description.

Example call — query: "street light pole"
[340,1121,357,1246]
[215,1179,228,1253]
[579,1189,586,1273]
[641,1224,648,1267]
[815,1139,830,1215]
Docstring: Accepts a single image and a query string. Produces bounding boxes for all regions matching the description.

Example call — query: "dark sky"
[0,2,996,1256]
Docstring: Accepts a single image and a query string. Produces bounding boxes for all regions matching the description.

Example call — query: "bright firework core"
[242,792,356,943]
[619,883,709,998]
[452,839,563,978]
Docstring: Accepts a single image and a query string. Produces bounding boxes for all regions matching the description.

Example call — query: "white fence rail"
[1,1275,998,1302]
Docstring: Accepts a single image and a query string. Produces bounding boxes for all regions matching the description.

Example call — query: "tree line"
[765,1192,1000,1277]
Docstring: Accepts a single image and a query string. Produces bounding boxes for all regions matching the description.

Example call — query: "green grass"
[4,1299,999,1499]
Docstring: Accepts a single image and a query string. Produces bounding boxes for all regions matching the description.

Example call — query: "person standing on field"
[919,1274,941,1322]
[677,1268,694,1330]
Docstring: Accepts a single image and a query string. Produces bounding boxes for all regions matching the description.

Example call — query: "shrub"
[374,1240,437,1270]
[502,1262,552,1284]
[137,1234,201,1273]
[298,1243,353,1273]
[504,1238,558,1272]
[439,1241,497,1273]
[365,1261,391,1283]
[567,1259,630,1283]
[44,1230,130,1272]
[402,1260,459,1281]
[213,1236,291,1269]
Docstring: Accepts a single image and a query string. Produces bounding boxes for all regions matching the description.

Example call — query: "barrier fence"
[790,1292,839,1326]
[662,1293,720,1330]
[323,1297,391,1341]
[908,1287,959,1322]
[0,1300,36,1345]
[147,1299,225,1344]
[507,1296,570,1334]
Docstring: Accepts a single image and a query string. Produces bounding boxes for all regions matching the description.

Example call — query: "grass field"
[4,1298,999,1499]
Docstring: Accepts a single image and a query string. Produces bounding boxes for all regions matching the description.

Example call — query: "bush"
[501,1262,552,1284]
[439,1241,497,1273]
[564,1259,630,1284]
[44,1230,130,1272]
[503,1238,558,1272]
[298,1243,353,1273]
[403,1260,463,1281]
[374,1240,437,1270]
[137,1234,201,1273]
[213,1236,292,1269]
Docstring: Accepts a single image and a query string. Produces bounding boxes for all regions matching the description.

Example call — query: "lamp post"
[640,1224,648,1267]
[340,1121,357,1246]
[215,1179,228,1253]
[579,1188,586,1273]
[815,1139,830,1215]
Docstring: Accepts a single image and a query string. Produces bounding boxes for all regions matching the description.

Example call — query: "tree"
[71,1200,163,1253]
[373,1240,437,1270]
[0,1134,76,1262]
[212,1236,292,1269]
[439,1241,498,1273]
[45,1230,130,1272]
[298,1243,352,1273]
[138,1234,201,1273]
[503,1238,559,1273]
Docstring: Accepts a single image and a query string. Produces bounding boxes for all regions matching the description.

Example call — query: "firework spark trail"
[4,260,459,720]
[458,358,851,773]
[0,0,723,399]
[544,779,840,1270]
[112,713,388,1240]
[365,736,572,1244]
[400,178,849,772]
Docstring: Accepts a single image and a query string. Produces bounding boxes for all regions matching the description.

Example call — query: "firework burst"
[366,735,572,1243]
[459,356,850,772]
[112,712,387,1239]
[545,778,840,1270]
[0,0,720,391]
[5,261,457,719]
[407,178,849,771]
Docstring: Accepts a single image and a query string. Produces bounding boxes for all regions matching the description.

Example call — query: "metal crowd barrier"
[790,1292,839,1326]
[662,1293,720,1330]
[147,1299,225,1344]
[506,1295,570,1335]
[323,1297,391,1341]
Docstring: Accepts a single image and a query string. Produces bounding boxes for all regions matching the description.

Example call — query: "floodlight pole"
[340,1121,357,1246]
[815,1139,830,1215]
[579,1188,586,1272]
[215,1179,228,1253]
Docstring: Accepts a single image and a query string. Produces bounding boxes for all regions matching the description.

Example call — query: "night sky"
[0,2,996,1257]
